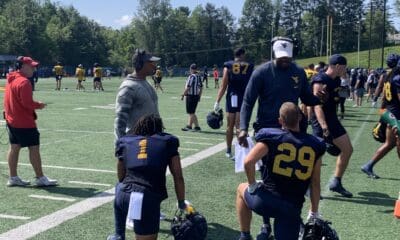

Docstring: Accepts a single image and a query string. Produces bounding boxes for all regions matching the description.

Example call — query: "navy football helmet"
[171,211,208,240]
[206,109,223,129]
[300,218,339,240]
[386,53,399,69]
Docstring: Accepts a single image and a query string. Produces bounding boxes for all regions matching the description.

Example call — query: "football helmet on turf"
[171,211,208,240]
[300,218,339,240]
[206,109,223,129]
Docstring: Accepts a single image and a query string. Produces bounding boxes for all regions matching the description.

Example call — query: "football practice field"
[0,76,399,240]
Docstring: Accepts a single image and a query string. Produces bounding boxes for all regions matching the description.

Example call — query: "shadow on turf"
[38,186,108,198]
[198,130,227,136]
[158,222,240,240]
[323,191,396,208]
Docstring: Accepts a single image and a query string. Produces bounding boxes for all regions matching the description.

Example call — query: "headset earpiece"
[15,56,24,70]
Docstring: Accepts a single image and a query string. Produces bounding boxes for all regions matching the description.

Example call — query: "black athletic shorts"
[186,95,200,114]
[311,115,346,139]
[7,124,40,147]
[93,77,101,82]
[55,75,62,81]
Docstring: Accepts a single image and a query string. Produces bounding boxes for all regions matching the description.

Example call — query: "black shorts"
[186,95,200,114]
[93,77,101,82]
[244,187,301,239]
[311,115,346,139]
[55,75,62,81]
[116,185,162,235]
[225,93,243,113]
[155,77,162,84]
[7,125,40,147]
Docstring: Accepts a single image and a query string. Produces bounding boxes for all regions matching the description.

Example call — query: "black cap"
[329,54,347,65]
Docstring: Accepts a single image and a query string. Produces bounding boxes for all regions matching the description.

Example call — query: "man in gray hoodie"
[114,49,161,142]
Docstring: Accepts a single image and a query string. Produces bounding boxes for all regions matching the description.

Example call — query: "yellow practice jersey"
[94,67,102,78]
[75,68,85,80]
[155,69,162,78]
[53,65,64,75]
[305,69,317,82]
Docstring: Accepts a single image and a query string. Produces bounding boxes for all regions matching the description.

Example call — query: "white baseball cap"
[273,40,293,58]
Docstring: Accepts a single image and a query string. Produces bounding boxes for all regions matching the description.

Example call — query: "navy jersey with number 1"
[115,133,179,200]
[255,128,325,207]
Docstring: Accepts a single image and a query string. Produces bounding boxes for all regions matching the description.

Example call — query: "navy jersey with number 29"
[255,128,325,207]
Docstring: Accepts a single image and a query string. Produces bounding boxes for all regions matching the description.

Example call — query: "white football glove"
[213,102,220,112]
[307,211,323,221]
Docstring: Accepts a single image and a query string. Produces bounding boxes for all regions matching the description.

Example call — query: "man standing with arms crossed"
[214,47,254,159]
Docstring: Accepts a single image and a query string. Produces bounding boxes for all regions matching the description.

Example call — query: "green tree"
[238,0,274,63]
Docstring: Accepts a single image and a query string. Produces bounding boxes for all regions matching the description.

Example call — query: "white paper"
[234,137,263,173]
[127,192,144,220]
[231,94,238,108]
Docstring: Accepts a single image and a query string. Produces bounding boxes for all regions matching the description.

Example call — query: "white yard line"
[29,195,76,202]
[41,134,92,146]
[68,181,112,187]
[179,147,199,151]
[183,141,213,146]
[0,162,116,174]
[0,141,227,240]
[0,214,30,220]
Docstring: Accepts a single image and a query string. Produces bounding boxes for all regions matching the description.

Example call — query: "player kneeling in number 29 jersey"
[236,102,325,240]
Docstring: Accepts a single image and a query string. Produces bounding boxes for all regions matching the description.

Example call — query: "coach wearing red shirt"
[4,56,57,187]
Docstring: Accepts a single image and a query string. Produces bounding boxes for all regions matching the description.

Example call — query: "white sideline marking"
[176,135,224,141]
[29,195,76,202]
[39,128,113,134]
[0,162,116,174]
[68,181,112,187]
[72,108,88,110]
[41,134,92,146]
[0,189,114,240]
[180,147,199,151]
[0,141,227,240]
[0,214,30,220]
[184,141,213,146]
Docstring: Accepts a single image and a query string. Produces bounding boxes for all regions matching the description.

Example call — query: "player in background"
[214,48,254,159]
[93,63,104,91]
[75,64,85,91]
[53,61,64,91]
[203,66,209,88]
[154,65,164,93]
[213,65,219,89]
[361,55,400,179]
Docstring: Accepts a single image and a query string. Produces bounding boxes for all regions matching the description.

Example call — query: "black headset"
[133,49,146,71]
[15,56,24,70]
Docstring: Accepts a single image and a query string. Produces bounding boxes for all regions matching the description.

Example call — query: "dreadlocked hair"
[132,114,164,136]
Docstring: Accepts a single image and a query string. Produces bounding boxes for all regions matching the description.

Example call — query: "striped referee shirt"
[185,73,202,95]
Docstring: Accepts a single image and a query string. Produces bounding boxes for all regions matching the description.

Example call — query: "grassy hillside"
[296,45,400,69]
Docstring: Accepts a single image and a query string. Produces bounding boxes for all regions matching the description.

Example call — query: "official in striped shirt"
[181,63,203,131]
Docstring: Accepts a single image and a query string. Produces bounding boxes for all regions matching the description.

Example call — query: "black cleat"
[329,183,353,198]
[361,165,380,179]
[256,224,272,240]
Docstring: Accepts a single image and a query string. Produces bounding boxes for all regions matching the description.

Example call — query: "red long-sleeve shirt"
[4,71,41,128]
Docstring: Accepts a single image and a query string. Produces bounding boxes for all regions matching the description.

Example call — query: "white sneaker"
[372,101,377,108]
[7,176,30,187]
[35,176,58,187]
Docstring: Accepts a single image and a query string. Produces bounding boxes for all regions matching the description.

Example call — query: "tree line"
[0,0,397,69]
